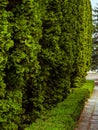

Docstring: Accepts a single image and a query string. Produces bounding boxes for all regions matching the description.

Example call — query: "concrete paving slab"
[90,120,98,123]
[75,122,89,130]
[89,124,98,129]
[92,116,98,120]
[93,112,98,116]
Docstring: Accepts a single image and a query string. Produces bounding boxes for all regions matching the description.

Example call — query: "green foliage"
[82,80,94,94]
[25,80,94,130]
[0,0,92,129]
[0,1,21,129]
[5,0,43,126]
[71,0,92,87]
[1,0,43,129]
[25,116,75,130]
[0,0,13,98]
[39,0,72,109]
[0,90,22,130]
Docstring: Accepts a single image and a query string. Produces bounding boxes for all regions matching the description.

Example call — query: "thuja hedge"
[71,0,92,87]
[39,0,74,109]
[0,0,92,129]
[25,80,94,130]
[0,1,22,130]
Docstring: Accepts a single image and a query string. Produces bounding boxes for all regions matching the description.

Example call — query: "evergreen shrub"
[0,0,92,129]
[71,0,92,87]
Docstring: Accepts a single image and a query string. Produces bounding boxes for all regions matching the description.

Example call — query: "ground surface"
[75,73,98,130]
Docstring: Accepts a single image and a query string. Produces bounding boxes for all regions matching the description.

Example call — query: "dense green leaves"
[71,0,92,87]
[0,0,92,129]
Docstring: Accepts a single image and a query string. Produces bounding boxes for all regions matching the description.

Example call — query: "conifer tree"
[5,0,43,126]
[0,0,13,98]
[71,0,92,87]
[0,0,92,129]
[0,1,22,129]
[38,0,74,108]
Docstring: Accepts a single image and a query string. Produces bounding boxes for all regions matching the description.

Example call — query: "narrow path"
[75,79,98,130]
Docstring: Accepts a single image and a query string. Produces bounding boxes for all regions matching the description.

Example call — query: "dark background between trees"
[0,0,92,129]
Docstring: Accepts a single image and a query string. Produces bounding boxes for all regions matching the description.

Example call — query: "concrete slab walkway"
[75,79,98,130]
